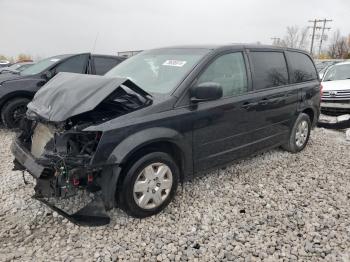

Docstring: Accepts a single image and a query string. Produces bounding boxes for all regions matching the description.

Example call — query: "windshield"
[17,64,33,71]
[105,48,210,94]
[323,64,350,82]
[20,56,64,76]
[9,64,22,70]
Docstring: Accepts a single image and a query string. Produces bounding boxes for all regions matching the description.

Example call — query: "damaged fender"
[99,165,121,210]
[104,127,192,182]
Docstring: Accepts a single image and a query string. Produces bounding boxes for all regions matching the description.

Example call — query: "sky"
[1,0,350,59]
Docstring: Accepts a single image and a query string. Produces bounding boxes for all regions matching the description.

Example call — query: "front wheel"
[117,152,179,218]
[282,113,311,153]
[1,97,30,129]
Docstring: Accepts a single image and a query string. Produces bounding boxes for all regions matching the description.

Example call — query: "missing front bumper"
[12,137,121,226]
[11,138,46,178]
[34,195,110,226]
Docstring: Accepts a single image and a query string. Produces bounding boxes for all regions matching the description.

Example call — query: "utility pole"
[271,37,281,46]
[318,19,332,57]
[308,18,332,57]
[308,19,321,56]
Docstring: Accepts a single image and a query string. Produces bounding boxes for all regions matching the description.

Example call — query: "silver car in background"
[319,62,350,125]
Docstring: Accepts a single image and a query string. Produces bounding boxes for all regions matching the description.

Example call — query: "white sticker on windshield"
[162,60,187,67]
[50,58,60,62]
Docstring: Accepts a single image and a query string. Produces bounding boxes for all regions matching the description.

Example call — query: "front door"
[192,51,259,172]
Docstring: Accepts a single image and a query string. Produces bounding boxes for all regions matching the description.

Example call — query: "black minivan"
[12,45,320,225]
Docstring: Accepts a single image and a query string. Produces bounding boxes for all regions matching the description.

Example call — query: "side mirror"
[41,71,53,80]
[190,82,223,102]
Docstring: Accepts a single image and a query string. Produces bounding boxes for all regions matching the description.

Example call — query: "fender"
[99,127,193,209]
[296,81,321,127]
[0,78,44,109]
[108,127,193,176]
[99,165,121,210]
[298,105,319,127]
[0,90,36,110]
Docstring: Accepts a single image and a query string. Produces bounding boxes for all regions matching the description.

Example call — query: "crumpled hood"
[322,79,350,91]
[27,72,151,122]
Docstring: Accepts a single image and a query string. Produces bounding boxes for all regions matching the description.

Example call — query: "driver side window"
[197,52,248,97]
[54,54,88,74]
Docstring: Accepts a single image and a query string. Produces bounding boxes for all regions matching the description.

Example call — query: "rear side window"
[54,54,88,74]
[250,51,288,90]
[287,51,317,83]
[93,57,122,75]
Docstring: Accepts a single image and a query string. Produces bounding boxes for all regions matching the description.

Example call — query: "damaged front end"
[12,122,113,226]
[11,72,152,226]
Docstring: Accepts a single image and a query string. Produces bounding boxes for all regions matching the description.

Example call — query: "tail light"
[73,178,80,186]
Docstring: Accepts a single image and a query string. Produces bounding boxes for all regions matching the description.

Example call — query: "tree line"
[0,54,33,63]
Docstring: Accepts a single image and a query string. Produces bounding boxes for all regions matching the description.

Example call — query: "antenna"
[92,32,99,53]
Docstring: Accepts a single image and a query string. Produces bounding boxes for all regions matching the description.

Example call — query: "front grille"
[322,90,350,101]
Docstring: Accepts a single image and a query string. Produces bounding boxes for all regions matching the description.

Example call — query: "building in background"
[117,50,143,58]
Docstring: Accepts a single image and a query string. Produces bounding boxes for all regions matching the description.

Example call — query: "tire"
[1,97,30,129]
[282,113,311,153]
[117,152,179,218]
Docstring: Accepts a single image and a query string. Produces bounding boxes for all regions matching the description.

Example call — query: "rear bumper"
[11,137,46,178]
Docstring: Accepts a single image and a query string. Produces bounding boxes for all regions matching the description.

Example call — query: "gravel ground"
[0,127,350,261]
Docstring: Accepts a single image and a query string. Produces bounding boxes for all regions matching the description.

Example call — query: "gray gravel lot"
[0,127,350,261]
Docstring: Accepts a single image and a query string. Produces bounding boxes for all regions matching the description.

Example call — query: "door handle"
[241,101,257,109]
[258,98,268,105]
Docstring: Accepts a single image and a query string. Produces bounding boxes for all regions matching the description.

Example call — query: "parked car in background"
[11,45,321,225]
[315,60,342,72]
[318,60,343,79]
[320,61,350,116]
[0,60,11,68]
[0,53,125,128]
[0,62,35,74]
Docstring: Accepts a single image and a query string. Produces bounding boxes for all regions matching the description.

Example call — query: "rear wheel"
[117,152,179,218]
[1,97,30,128]
[282,113,311,153]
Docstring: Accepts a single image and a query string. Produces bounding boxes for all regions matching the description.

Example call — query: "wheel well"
[0,93,33,113]
[119,141,185,183]
[302,108,314,123]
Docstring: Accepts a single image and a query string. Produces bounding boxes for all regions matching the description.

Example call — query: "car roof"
[42,53,124,61]
[330,61,350,66]
[156,44,309,53]
[44,54,78,60]
[92,54,125,59]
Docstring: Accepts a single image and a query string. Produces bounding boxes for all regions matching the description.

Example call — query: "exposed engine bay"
[12,73,152,225]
